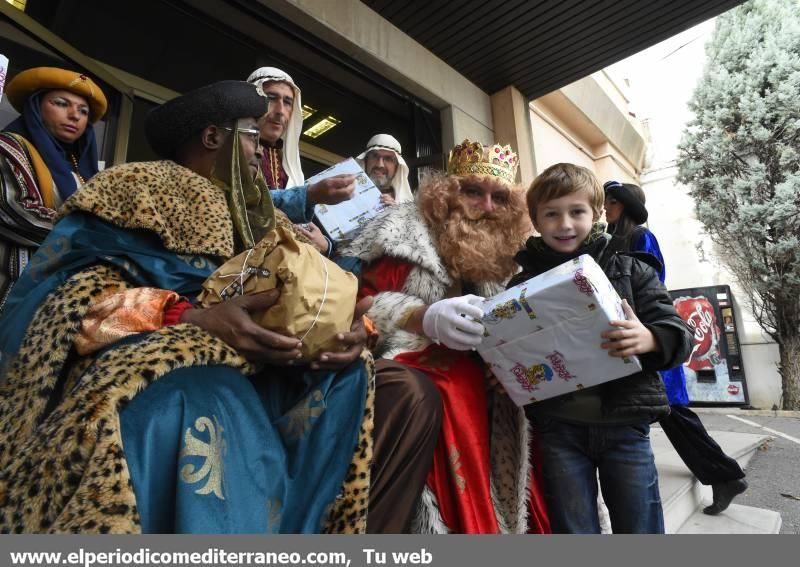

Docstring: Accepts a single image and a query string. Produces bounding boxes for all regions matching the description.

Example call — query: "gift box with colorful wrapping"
[477,254,642,407]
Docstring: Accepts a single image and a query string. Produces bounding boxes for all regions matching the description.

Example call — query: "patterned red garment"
[358,256,413,300]
[361,256,499,533]
[0,132,59,309]
[163,297,194,326]
[261,145,289,190]
[395,345,499,533]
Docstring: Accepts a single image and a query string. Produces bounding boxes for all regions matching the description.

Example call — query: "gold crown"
[447,139,519,185]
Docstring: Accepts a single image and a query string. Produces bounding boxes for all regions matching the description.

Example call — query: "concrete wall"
[529,104,596,173]
[592,70,632,118]
[264,0,494,148]
[559,74,647,171]
[442,106,495,150]
[527,88,642,185]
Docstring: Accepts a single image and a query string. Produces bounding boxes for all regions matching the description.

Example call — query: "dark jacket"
[510,234,692,421]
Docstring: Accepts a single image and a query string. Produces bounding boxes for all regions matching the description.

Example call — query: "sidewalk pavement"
[682,409,800,534]
[691,407,800,418]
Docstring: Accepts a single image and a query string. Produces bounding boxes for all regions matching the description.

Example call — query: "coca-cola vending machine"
[670,285,749,406]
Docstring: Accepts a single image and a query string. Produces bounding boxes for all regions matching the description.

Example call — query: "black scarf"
[514,223,610,276]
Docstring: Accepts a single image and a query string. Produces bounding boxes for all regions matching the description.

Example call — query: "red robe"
[260,144,289,190]
[360,256,550,534]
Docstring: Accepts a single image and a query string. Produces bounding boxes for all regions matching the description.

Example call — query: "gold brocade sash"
[13,134,56,209]
[212,131,276,252]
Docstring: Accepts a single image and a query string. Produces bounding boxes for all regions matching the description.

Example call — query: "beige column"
[441,106,496,152]
[491,86,536,186]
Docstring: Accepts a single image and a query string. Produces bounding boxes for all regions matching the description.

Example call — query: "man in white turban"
[356,134,413,205]
[246,66,304,190]
[247,66,354,255]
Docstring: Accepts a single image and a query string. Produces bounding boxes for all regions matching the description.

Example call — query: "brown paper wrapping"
[198,225,357,360]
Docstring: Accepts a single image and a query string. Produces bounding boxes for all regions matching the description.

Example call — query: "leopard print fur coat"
[0,161,374,533]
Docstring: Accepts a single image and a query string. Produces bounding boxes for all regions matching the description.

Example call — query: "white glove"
[422,294,486,351]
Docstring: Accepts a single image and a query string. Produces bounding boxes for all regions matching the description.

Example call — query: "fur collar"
[61,160,234,257]
[342,203,452,286]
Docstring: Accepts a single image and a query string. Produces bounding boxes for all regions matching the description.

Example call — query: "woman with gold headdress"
[0,66,107,308]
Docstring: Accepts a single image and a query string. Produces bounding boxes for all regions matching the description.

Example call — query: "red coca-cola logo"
[674,296,721,371]
[727,383,740,396]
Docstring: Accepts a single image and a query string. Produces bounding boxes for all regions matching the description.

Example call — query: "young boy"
[511,163,692,534]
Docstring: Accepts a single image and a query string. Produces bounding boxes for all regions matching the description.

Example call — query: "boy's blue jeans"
[533,415,665,534]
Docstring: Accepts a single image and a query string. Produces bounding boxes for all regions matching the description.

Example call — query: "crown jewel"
[447,139,519,185]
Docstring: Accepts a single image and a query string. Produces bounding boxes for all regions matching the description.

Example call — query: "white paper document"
[0,55,8,103]
[310,158,387,243]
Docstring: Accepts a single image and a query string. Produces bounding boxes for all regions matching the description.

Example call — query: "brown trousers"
[367,359,442,533]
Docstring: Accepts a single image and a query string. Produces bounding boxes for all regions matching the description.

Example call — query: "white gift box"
[477,254,642,407]
[311,158,387,244]
[0,55,8,103]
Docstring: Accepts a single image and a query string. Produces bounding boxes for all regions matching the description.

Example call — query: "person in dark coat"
[512,163,692,533]
[604,180,747,516]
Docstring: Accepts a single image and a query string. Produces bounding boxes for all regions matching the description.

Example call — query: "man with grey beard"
[356,134,413,206]
[341,139,547,534]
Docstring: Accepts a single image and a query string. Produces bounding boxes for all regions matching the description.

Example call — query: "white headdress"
[356,134,413,203]
[247,66,305,188]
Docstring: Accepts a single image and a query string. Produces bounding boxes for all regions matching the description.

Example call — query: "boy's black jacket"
[509,233,692,420]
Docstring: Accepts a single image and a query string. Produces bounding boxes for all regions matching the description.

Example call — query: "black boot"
[703,478,748,515]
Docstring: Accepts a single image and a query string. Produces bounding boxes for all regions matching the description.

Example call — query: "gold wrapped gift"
[198,225,358,361]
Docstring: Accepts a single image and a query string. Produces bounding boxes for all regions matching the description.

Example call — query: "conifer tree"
[678,0,800,409]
